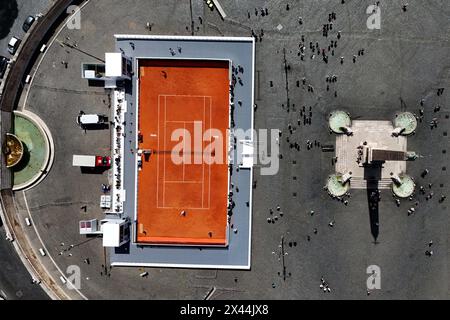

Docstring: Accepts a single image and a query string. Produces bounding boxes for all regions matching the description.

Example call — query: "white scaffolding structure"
[108,89,127,214]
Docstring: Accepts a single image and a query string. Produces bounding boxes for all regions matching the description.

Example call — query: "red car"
[96,156,111,167]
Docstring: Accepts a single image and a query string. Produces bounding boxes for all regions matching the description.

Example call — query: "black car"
[22,15,36,32]
[0,56,9,79]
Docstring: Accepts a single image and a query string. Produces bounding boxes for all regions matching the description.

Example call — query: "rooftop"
[110,35,255,269]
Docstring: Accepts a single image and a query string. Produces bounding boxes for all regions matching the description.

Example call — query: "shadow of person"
[0,0,18,40]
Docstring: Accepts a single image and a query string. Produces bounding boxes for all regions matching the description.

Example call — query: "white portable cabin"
[105,52,132,79]
[101,218,129,248]
[79,219,101,235]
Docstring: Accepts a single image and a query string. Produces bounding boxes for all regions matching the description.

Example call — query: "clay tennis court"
[137,59,230,245]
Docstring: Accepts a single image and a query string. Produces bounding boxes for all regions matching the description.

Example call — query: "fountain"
[3,133,24,168]
[7,111,54,191]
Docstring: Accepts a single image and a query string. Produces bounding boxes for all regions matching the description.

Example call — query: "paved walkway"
[1,190,86,299]
[0,224,49,300]
[2,0,450,299]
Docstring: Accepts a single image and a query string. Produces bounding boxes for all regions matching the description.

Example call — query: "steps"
[351,178,392,190]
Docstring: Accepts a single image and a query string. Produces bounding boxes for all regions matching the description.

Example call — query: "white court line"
[201,97,205,208]
[165,181,203,184]
[156,95,161,207]
[208,97,212,208]
[154,206,211,210]
[163,96,167,207]
[166,120,198,123]
[183,121,185,181]
[157,94,212,209]
[160,94,213,98]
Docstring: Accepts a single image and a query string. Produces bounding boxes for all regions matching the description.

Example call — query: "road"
[0,222,49,300]
[0,0,52,300]
[0,0,53,58]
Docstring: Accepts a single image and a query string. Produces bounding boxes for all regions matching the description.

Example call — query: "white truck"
[72,155,111,168]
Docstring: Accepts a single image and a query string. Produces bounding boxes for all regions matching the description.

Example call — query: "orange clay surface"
[137,59,230,245]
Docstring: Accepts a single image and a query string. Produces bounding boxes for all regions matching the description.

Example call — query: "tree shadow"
[0,0,18,40]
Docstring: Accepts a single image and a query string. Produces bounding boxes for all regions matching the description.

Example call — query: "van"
[76,112,108,127]
[25,217,32,226]
[39,248,46,256]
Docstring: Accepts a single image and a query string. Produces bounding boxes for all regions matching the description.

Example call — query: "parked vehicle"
[22,15,36,32]
[76,112,108,127]
[7,37,21,55]
[72,155,111,168]
[0,56,9,79]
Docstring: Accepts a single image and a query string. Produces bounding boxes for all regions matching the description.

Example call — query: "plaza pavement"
[15,0,450,299]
